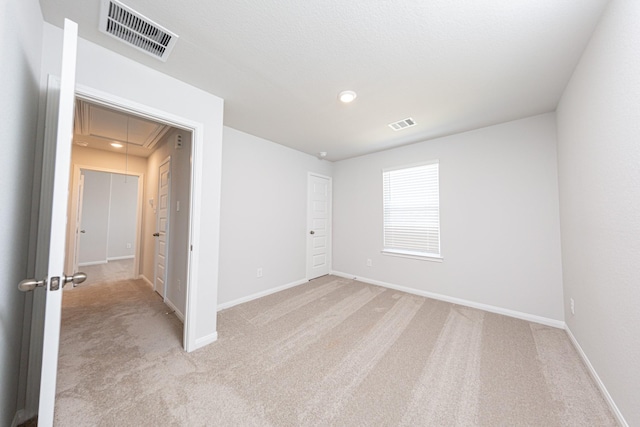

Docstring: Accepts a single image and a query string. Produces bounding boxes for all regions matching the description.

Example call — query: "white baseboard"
[139,274,153,288]
[217,278,308,311]
[331,270,565,329]
[565,326,628,427]
[164,298,184,322]
[78,260,107,267]
[193,331,218,351]
[107,255,135,261]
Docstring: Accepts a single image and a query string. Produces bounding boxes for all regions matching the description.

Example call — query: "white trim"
[74,82,206,354]
[78,260,107,267]
[184,122,204,353]
[565,326,629,427]
[217,278,308,311]
[193,332,218,350]
[330,270,565,329]
[139,274,153,288]
[164,298,184,322]
[107,255,135,261]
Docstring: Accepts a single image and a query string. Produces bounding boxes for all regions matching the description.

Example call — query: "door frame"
[306,172,332,280]
[73,83,204,352]
[66,165,144,278]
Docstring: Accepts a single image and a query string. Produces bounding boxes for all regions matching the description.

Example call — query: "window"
[382,161,441,260]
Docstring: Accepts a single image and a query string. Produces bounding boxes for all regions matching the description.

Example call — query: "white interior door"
[306,173,332,279]
[155,158,171,298]
[22,19,78,427]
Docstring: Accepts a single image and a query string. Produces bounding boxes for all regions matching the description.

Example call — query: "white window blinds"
[383,162,440,258]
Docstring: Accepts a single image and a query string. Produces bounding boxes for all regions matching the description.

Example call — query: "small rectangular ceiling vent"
[99,0,178,62]
[388,117,417,131]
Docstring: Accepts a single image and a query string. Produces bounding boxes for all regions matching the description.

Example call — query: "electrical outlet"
[126,243,132,249]
[257,268,263,278]
[366,259,372,267]
[570,298,575,315]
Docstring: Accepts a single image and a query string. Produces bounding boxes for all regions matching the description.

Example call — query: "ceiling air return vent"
[99,0,178,62]
[388,117,417,131]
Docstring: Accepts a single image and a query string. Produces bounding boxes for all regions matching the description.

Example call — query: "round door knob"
[64,272,88,287]
[310,230,315,235]
[80,230,86,233]
[18,278,46,292]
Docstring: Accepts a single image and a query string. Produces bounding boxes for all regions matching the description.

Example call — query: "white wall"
[107,173,138,260]
[142,129,192,316]
[0,0,44,424]
[41,22,224,344]
[78,170,111,264]
[333,113,564,322]
[218,127,332,306]
[556,0,640,424]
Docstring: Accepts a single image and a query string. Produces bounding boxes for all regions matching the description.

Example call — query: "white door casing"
[27,19,78,427]
[71,87,205,353]
[306,173,332,279]
[155,157,171,298]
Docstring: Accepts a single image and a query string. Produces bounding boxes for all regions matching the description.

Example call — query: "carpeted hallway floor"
[55,276,617,426]
[78,258,135,286]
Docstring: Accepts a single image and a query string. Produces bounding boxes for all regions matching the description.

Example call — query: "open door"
[18,19,80,426]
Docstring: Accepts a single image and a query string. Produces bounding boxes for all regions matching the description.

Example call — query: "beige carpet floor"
[55,276,617,426]
[77,258,135,286]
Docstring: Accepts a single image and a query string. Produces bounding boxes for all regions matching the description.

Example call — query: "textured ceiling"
[39,0,609,161]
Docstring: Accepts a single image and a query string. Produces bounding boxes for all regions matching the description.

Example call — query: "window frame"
[381,160,442,262]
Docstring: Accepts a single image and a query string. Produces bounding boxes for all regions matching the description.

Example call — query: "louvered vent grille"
[99,0,178,61]
[388,118,417,131]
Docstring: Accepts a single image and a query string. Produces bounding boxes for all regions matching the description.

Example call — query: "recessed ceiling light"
[338,90,357,103]
[111,142,124,148]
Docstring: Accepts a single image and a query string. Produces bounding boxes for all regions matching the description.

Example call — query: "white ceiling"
[40,0,609,161]
[73,99,172,158]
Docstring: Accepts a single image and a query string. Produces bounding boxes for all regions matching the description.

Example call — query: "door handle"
[80,229,86,233]
[18,278,47,292]
[63,272,88,288]
[19,272,88,292]
[310,230,315,235]
[153,232,160,237]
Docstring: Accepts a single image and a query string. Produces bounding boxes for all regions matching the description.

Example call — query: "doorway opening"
[63,92,196,345]
[68,168,143,286]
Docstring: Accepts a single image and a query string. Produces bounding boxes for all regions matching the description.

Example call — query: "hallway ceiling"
[40,0,609,161]
[74,99,172,158]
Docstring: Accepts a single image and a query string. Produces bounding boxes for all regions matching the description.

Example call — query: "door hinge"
[190,245,193,251]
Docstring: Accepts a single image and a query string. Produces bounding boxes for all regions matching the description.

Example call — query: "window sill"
[381,249,443,263]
